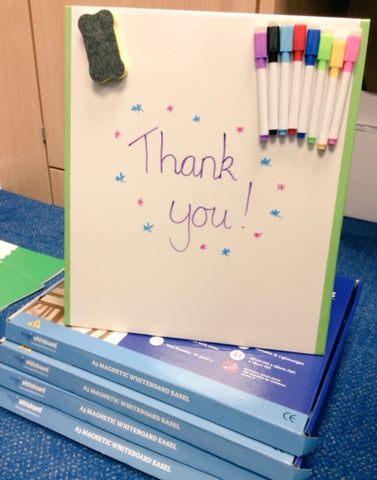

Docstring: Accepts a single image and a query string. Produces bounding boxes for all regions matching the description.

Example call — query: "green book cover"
[0,240,64,310]
[0,263,41,311]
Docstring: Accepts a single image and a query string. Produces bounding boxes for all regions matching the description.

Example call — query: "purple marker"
[254,26,269,142]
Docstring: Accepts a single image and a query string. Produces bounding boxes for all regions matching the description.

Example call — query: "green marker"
[307,31,333,144]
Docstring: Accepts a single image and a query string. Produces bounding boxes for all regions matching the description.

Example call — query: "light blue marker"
[278,24,293,136]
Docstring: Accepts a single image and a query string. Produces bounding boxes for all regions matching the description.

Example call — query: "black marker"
[267,23,280,135]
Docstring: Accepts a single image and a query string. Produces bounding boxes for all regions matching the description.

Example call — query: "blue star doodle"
[193,115,200,122]
[143,222,154,233]
[260,157,272,167]
[131,104,143,113]
[221,248,231,257]
[115,172,126,183]
[270,209,282,218]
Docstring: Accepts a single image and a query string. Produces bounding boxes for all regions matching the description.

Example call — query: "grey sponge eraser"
[78,9,127,83]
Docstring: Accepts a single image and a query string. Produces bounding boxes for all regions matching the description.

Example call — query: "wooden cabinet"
[0,0,52,204]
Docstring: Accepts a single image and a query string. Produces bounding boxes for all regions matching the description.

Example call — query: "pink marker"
[254,26,269,142]
[328,30,362,146]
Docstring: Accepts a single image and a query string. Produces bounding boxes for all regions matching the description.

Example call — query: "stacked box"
[0,275,361,479]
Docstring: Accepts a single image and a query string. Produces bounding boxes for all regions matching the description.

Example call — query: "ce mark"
[283,412,297,423]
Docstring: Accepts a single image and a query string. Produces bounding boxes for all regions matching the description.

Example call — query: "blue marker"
[297,27,321,139]
[278,23,293,136]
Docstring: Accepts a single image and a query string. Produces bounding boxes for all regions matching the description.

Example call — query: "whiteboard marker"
[317,37,347,151]
[297,27,320,139]
[267,22,280,135]
[278,23,293,136]
[254,26,269,142]
[288,24,307,135]
[328,30,361,146]
[307,31,333,144]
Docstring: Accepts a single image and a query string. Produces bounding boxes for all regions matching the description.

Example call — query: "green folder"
[0,240,64,311]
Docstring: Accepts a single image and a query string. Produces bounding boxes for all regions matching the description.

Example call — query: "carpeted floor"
[0,189,376,480]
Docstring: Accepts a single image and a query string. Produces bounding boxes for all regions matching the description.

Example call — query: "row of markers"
[253,23,362,150]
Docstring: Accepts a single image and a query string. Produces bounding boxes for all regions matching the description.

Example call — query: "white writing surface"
[67,7,366,353]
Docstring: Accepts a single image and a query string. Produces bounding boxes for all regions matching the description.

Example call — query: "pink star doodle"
[236,126,245,134]
[200,244,207,250]
[137,198,144,206]
[114,130,121,138]
[167,105,174,113]
[254,232,262,239]
[277,184,286,191]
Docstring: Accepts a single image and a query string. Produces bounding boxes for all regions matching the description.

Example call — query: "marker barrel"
[268,62,279,134]
[317,75,338,149]
[256,67,269,141]
[307,69,326,143]
[328,72,352,145]
[297,65,315,138]
[288,60,302,134]
[278,61,290,135]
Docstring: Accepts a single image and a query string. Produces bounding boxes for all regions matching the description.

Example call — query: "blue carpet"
[0,189,376,479]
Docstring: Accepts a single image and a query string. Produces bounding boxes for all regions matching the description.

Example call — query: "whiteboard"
[66,6,368,353]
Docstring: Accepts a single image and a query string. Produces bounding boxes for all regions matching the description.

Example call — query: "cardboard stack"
[0,276,361,479]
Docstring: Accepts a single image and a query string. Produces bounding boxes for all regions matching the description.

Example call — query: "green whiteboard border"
[315,19,370,354]
[64,5,72,326]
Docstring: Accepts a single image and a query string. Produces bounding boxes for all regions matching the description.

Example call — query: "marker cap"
[316,32,333,71]
[292,24,307,61]
[254,29,267,68]
[317,32,333,61]
[343,33,361,72]
[329,39,347,69]
[305,29,321,65]
[280,24,293,56]
[267,25,280,62]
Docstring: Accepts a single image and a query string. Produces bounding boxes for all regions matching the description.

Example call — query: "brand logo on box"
[27,320,41,329]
